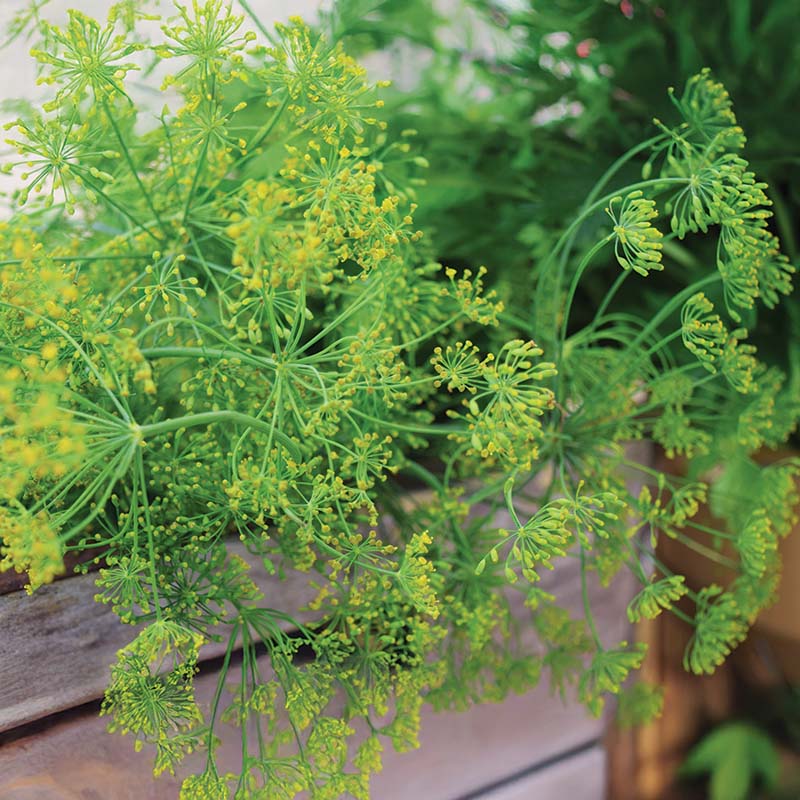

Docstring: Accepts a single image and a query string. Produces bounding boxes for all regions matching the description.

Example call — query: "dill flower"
[395,531,440,618]
[737,510,776,580]
[605,191,664,276]
[267,17,384,140]
[445,339,557,469]
[616,682,665,728]
[684,586,748,675]
[0,506,63,592]
[4,115,118,211]
[30,9,142,107]
[627,576,688,622]
[180,771,230,800]
[578,643,647,717]
[681,292,726,372]
[431,340,481,392]
[442,266,504,325]
[720,328,760,394]
[157,0,254,83]
[665,155,743,239]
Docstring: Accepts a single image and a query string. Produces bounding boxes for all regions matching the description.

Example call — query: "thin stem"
[207,621,240,757]
[136,448,162,619]
[139,411,301,458]
[182,128,211,227]
[347,407,455,436]
[574,274,721,414]
[580,544,603,649]
[587,269,630,337]
[535,177,688,330]
[140,345,276,370]
[101,98,169,239]
[82,175,163,245]
[238,0,279,45]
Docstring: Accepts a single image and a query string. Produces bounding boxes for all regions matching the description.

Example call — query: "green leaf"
[681,722,779,800]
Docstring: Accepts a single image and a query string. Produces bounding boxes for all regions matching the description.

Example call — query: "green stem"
[586,269,630,337]
[195,94,291,209]
[238,0,279,45]
[582,134,667,210]
[136,449,162,619]
[575,274,721,413]
[81,175,163,245]
[535,177,688,331]
[580,544,603,649]
[101,98,169,239]
[560,236,613,345]
[207,621,240,757]
[140,345,276,370]
[347,407,455,436]
[139,411,301,458]
[182,130,211,227]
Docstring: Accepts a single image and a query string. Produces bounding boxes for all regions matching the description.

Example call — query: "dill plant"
[0,2,798,798]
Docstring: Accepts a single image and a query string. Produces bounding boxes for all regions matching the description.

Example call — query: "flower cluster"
[606,191,664,277]
[435,339,557,469]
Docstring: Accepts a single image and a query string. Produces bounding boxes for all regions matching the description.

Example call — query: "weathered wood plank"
[0,561,635,798]
[0,551,93,596]
[0,537,634,735]
[0,544,319,733]
[0,662,607,800]
[478,745,605,800]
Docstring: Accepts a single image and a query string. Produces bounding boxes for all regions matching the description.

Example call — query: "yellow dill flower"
[0,507,64,592]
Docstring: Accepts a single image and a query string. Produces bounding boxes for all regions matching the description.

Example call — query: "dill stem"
[207,621,241,755]
[670,532,739,569]
[238,0,279,45]
[574,275,721,413]
[400,313,461,351]
[583,134,668,211]
[560,236,612,344]
[139,411,301,458]
[101,98,169,239]
[182,130,211,227]
[580,544,603,649]
[136,449,162,620]
[140,345,277,370]
[82,175,163,245]
[586,268,630,335]
[347,407,454,436]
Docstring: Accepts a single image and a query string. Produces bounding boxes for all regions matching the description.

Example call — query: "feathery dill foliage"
[0,2,798,796]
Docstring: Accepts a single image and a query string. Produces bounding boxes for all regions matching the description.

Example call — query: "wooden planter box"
[0,494,641,799]
[608,449,800,799]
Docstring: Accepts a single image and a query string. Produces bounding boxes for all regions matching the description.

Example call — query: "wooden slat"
[0,536,634,735]
[0,544,319,733]
[0,560,636,799]
[0,573,134,734]
[0,550,95,595]
[478,745,605,800]
[605,613,736,800]
[0,663,608,800]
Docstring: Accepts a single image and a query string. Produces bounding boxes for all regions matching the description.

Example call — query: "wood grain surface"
[0,552,633,799]
[0,652,609,800]
[480,745,605,800]
[0,446,652,796]
[0,542,319,733]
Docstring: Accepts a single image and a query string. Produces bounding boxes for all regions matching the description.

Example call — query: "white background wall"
[0,1,329,107]
[0,1,329,207]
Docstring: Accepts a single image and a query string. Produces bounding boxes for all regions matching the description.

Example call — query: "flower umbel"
[606,191,664,276]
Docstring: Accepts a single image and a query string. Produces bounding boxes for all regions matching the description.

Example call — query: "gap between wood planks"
[458,736,601,800]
